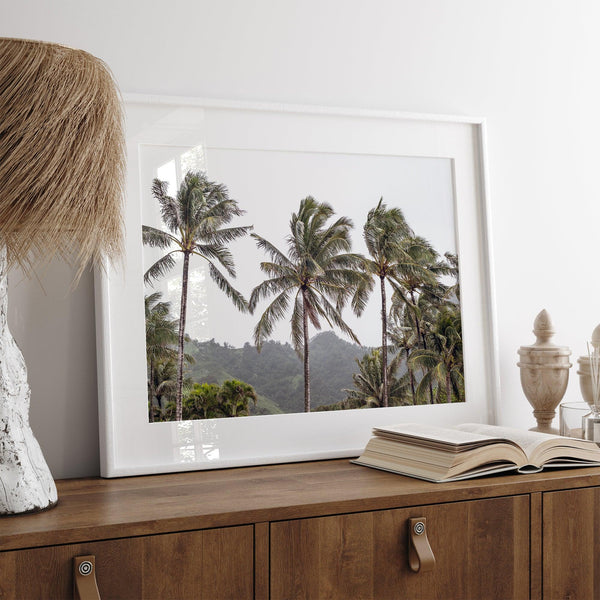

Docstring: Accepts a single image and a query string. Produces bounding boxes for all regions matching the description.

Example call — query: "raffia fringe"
[0,38,125,278]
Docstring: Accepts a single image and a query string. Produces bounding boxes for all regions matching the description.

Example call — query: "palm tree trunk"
[446,370,452,403]
[409,291,422,345]
[406,348,416,403]
[410,290,434,403]
[302,288,311,412]
[176,251,191,421]
[380,275,388,408]
[148,362,155,422]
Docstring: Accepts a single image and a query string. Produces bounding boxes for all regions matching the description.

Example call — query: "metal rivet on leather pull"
[408,517,436,573]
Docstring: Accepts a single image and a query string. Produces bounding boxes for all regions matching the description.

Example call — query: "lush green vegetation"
[143,170,464,421]
[184,331,380,414]
[152,380,257,421]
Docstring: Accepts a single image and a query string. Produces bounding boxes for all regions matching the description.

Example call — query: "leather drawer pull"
[408,517,436,573]
[74,555,101,600]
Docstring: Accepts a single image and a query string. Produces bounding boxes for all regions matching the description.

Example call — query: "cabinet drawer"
[270,495,529,600]
[543,486,600,599]
[0,524,253,600]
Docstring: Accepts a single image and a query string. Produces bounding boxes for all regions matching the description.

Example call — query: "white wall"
[3,0,600,478]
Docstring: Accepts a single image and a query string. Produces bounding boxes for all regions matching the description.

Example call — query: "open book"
[352,423,600,483]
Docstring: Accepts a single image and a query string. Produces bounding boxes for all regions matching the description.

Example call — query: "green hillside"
[185,331,379,414]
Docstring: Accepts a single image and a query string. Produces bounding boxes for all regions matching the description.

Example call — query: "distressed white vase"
[0,245,57,513]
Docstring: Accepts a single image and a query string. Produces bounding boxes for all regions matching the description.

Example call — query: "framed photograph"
[95,94,499,477]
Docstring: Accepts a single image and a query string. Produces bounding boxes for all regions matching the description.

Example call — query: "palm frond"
[302,288,322,330]
[192,244,236,276]
[351,276,373,316]
[251,234,293,267]
[311,290,360,345]
[409,349,438,370]
[207,262,248,312]
[363,198,412,261]
[290,292,304,354]
[253,288,292,350]
[389,278,416,311]
[151,179,181,233]
[142,225,179,250]
[249,276,294,313]
[450,369,464,400]
[199,197,245,231]
[414,370,435,404]
[257,261,297,280]
[144,291,165,313]
[315,230,352,259]
[202,225,253,245]
[144,251,178,285]
[324,252,367,270]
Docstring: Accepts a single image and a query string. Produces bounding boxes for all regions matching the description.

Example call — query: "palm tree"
[389,235,451,402]
[149,359,178,420]
[390,235,450,346]
[145,293,187,421]
[143,171,252,421]
[387,305,419,404]
[409,306,464,403]
[182,383,222,420]
[342,349,410,409]
[145,292,179,367]
[249,197,369,412]
[361,199,412,407]
[444,251,460,302]
[149,358,196,421]
[219,380,258,417]
[181,380,257,419]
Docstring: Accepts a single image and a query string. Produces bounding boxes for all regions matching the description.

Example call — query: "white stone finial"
[518,309,571,434]
[532,309,555,347]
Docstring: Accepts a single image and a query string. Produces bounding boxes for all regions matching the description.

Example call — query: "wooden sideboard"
[0,459,599,599]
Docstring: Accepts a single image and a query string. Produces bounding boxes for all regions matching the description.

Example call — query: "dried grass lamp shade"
[0,37,124,271]
[0,38,125,514]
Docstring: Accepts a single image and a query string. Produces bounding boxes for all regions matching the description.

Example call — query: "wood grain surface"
[254,522,269,600]
[0,525,253,600]
[0,459,600,552]
[530,492,543,600]
[270,494,530,600]
[1,460,600,598]
[543,486,600,599]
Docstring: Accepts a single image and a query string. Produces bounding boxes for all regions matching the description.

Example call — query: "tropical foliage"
[408,305,464,403]
[360,199,412,407]
[143,169,464,421]
[154,380,258,421]
[387,240,459,404]
[145,293,194,421]
[184,332,378,414]
[332,349,410,409]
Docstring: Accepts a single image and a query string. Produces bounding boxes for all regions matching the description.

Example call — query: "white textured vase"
[0,245,57,514]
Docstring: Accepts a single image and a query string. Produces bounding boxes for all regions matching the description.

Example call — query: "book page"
[374,423,501,447]
[455,423,562,456]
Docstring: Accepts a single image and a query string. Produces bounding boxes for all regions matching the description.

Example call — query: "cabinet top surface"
[2,459,600,551]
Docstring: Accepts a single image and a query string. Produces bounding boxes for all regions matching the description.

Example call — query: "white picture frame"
[95,94,499,477]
